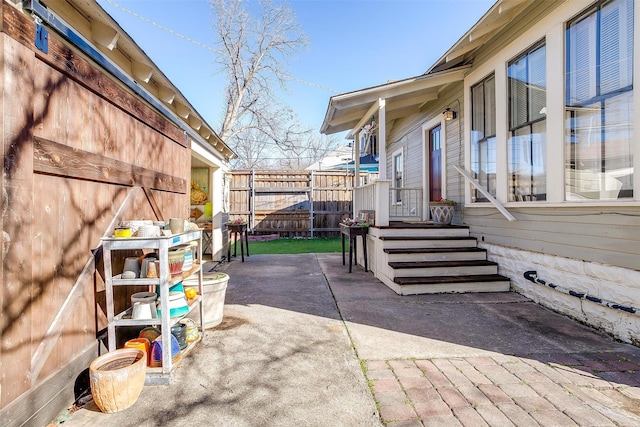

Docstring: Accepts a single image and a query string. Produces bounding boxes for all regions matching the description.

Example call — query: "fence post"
[250,169,255,233]
[309,170,314,238]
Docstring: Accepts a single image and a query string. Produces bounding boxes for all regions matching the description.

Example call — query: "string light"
[101,0,339,93]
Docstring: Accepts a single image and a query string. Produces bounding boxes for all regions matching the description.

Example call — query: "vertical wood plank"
[1,35,35,407]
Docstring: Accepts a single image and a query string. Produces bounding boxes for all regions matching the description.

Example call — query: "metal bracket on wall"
[34,17,48,53]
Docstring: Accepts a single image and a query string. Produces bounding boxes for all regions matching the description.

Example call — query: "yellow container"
[114,227,132,238]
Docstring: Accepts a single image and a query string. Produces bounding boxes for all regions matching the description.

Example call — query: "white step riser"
[377,268,510,295]
[393,264,498,277]
[386,252,487,263]
[382,240,478,249]
[397,281,511,295]
[377,228,470,238]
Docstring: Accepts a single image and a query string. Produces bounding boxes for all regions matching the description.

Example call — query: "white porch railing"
[353,182,423,225]
[353,180,390,226]
[389,187,423,220]
[353,182,376,213]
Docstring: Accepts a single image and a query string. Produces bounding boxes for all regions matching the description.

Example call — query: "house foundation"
[482,242,640,347]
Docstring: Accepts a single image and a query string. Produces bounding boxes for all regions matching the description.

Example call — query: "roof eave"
[426,0,536,74]
[22,0,236,160]
[321,66,471,136]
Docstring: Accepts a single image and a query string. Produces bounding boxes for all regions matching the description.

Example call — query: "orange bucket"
[124,338,150,366]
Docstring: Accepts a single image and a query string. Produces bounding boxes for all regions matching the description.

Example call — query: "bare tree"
[276,131,340,170]
[230,126,277,169]
[209,0,309,154]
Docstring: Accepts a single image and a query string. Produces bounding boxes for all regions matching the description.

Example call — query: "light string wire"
[101,0,339,93]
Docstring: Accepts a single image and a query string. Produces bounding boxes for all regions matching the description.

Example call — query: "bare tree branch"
[210,0,308,144]
[209,0,339,170]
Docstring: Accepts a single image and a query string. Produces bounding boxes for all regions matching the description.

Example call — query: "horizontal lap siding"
[404,127,423,189]
[386,85,465,204]
[464,206,640,270]
[443,89,464,203]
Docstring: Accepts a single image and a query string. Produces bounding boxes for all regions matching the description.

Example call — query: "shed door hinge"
[35,22,48,53]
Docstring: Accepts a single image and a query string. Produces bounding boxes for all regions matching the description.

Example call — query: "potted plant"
[340,217,369,227]
[225,217,246,226]
[429,198,456,225]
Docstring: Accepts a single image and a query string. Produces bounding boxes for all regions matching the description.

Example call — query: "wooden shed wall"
[1,4,190,424]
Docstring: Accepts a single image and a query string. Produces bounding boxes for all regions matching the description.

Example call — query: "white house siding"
[441,86,465,204]
[458,0,640,344]
[466,206,640,271]
[387,118,420,189]
[386,85,466,220]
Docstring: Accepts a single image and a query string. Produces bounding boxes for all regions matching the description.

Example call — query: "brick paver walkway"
[366,352,640,426]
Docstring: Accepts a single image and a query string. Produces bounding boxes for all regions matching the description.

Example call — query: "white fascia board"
[323,66,470,135]
[192,140,226,169]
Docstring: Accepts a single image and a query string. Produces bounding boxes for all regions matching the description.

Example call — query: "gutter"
[23,0,233,160]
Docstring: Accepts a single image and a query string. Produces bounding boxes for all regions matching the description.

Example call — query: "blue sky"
[97,0,495,141]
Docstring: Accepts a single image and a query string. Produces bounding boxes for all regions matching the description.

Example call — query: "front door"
[429,125,442,201]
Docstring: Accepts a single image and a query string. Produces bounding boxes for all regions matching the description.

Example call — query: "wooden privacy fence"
[229,170,377,237]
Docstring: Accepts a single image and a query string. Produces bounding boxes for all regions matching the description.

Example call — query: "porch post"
[354,130,360,187]
[378,97,387,180]
[375,180,390,227]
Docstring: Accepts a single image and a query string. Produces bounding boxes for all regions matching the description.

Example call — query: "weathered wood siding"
[229,170,359,237]
[1,4,190,423]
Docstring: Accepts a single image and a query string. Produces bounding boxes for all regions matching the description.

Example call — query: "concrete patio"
[58,253,640,426]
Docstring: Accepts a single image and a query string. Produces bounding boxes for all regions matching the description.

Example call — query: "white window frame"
[508,40,547,202]
[463,0,640,207]
[391,147,404,205]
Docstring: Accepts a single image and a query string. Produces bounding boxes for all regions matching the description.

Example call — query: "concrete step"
[383,274,511,295]
[389,260,499,277]
[384,247,487,262]
[379,236,479,249]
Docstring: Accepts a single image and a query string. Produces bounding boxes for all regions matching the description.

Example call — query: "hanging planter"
[429,199,456,225]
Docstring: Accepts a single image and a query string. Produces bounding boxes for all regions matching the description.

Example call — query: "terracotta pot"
[89,348,146,413]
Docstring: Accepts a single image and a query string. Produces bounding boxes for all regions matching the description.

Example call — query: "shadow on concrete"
[222,253,640,390]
